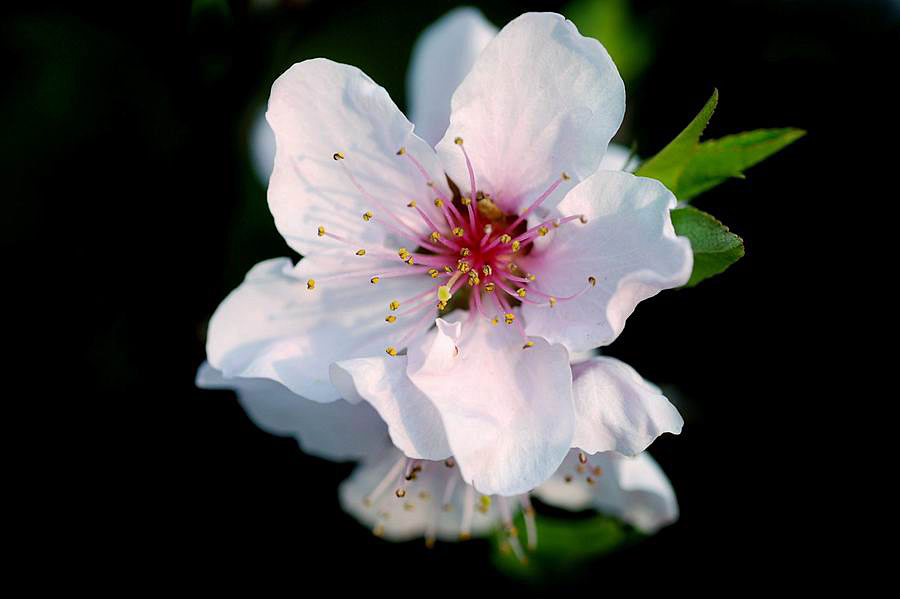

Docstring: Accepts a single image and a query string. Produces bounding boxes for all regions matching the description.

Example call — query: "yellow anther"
[480,496,491,509]
[549,297,557,307]
[516,288,526,298]
[527,273,536,281]
[461,196,472,206]
[460,247,471,257]
[306,279,316,290]
[491,316,499,326]
[511,240,520,253]
[389,301,400,311]
[427,268,439,279]
[434,198,444,208]
[504,313,515,325]
[430,231,441,242]
[452,227,465,237]
[588,276,597,287]
[317,225,325,237]
[456,260,471,273]
[362,211,373,222]
[523,341,535,349]
[385,315,397,323]
[437,301,447,311]
[406,256,415,265]
[333,152,345,160]
[580,214,588,224]
[467,274,480,287]
[370,277,380,284]
[508,263,520,273]
[561,171,571,180]
[454,137,464,145]
[386,347,398,357]
[538,226,549,236]
[395,147,405,155]
[482,265,492,276]
[484,282,495,292]
[407,200,417,208]
[437,286,453,302]
[398,248,408,257]
[553,219,561,228]
[356,249,366,256]
[396,488,406,498]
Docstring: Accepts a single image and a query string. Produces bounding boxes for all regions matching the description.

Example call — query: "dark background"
[4,0,890,590]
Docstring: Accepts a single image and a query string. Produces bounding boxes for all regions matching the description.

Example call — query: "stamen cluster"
[308,138,596,356]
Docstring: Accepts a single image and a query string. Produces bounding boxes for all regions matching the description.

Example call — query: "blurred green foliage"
[491,511,645,583]
[564,0,654,85]
[636,90,802,285]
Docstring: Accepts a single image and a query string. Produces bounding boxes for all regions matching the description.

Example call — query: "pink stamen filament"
[513,214,584,243]
[402,151,450,203]
[505,175,567,233]
[394,307,438,348]
[368,217,444,253]
[336,159,424,241]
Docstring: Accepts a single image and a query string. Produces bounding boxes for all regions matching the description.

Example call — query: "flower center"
[311,140,597,356]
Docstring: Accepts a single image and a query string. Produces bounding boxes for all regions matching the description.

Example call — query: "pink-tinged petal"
[521,170,693,352]
[330,356,452,461]
[435,12,625,214]
[206,257,436,403]
[339,447,502,541]
[569,357,683,456]
[407,7,497,147]
[267,58,449,257]
[407,314,575,496]
[534,449,678,533]
[196,363,389,462]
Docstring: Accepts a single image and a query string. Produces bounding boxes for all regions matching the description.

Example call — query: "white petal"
[407,7,497,147]
[250,106,275,184]
[521,170,693,352]
[610,452,679,533]
[205,257,436,402]
[267,58,449,257]
[435,12,625,215]
[569,357,683,456]
[534,449,678,533]
[600,143,635,172]
[330,355,452,461]
[196,363,389,461]
[339,448,502,541]
[407,313,575,496]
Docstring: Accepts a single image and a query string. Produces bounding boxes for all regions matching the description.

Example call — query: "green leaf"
[491,512,645,583]
[565,0,654,85]
[671,206,745,286]
[676,128,806,201]
[634,89,718,190]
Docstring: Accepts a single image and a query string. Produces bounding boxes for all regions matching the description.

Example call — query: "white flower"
[207,9,691,503]
[197,362,678,547]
